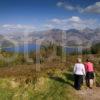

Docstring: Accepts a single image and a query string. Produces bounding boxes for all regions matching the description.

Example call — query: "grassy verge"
[0,70,81,100]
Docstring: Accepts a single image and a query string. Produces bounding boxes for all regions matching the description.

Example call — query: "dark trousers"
[74,74,83,90]
[86,72,94,87]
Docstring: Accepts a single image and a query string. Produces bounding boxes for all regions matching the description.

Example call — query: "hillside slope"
[0,70,100,100]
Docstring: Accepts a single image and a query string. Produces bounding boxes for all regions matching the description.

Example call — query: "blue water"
[4,44,40,53]
[65,47,79,54]
[3,43,79,54]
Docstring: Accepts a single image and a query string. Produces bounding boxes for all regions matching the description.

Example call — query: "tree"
[91,43,100,54]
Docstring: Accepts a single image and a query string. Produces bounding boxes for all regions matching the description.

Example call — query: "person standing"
[73,58,86,90]
[85,59,95,89]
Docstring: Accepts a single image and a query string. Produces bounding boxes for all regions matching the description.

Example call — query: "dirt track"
[77,87,100,100]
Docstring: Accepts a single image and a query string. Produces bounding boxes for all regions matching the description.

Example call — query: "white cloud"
[0,24,36,34]
[50,18,62,24]
[83,2,100,14]
[43,16,98,30]
[0,17,98,33]
[43,24,54,29]
[57,1,100,14]
[69,16,81,22]
[2,24,36,30]
[57,2,75,10]
[57,2,64,7]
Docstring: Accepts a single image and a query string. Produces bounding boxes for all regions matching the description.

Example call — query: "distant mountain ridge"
[1,28,100,48]
[0,34,14,48]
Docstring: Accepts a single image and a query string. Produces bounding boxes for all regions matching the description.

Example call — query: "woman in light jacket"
[73,58,86,90]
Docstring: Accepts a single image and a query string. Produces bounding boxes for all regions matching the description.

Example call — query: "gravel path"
[76,87,100,100]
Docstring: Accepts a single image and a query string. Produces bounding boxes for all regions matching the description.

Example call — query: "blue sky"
[0,0,100,32]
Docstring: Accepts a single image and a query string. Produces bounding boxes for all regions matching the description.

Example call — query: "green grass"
[0,70,80,100]
[1,69,100,100]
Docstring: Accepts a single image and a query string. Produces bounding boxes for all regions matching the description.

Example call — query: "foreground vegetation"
[0,43,100,99]
[0,69,82,100]
[0,54,100,100]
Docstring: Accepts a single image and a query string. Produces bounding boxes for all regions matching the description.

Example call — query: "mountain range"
[0,28,100,48]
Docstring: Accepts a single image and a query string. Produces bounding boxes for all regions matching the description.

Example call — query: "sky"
[0,0,100,33]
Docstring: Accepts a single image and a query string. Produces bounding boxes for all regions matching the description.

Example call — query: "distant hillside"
[1,28,100,48]
[40,28,100,47]
[0,34,14,48]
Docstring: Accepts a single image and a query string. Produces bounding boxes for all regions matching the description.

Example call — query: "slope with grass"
[0,54,100,100]
[0,70,81,100]
[0,69,100,100]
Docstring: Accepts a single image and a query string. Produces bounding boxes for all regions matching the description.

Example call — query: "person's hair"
[86,59,90,62]
[77,58,82,63]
